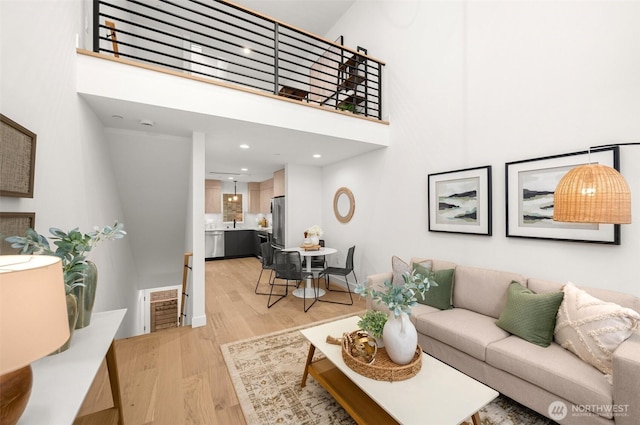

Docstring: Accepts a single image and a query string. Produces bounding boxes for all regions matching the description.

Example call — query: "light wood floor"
[75,256,365,425]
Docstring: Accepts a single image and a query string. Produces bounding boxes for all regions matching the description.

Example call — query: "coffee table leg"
[301,344,316,387]
[471,412,481,425]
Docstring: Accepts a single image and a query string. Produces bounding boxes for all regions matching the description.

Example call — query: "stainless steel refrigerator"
[271,196,285,248]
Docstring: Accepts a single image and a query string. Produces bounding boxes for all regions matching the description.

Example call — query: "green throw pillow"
[412,263,454,310]
[496,282,564,347]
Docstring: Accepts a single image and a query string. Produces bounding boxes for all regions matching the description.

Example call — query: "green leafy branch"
[355,270,438,317]
[5,221,126,293]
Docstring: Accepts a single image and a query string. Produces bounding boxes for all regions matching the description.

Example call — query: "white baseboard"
[190,314,207,328]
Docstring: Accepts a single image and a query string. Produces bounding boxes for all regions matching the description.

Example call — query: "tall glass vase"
[73,261,98,329]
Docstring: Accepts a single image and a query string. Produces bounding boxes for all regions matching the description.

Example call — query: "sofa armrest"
[612,332,640,425]
[366,272,392,292]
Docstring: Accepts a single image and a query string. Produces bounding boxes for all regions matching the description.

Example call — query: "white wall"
[189,132,206,328]
[0,1,139,337]
[286,164,323,248]
[106,129,190,291]
[322,1,640,297]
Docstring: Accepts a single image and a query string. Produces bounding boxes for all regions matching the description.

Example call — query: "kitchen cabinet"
[205,179,221,213]
[248,182,261,214]
[273,169,285,197]
[260,178,274,213]
[224,230,256,258]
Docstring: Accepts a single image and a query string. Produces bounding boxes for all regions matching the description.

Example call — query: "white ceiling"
[88,0,362,183]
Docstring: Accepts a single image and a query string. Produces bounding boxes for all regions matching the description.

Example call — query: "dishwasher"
[256,230,269,260]
[205,230,225,260]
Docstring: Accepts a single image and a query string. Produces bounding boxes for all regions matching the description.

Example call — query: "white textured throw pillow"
[391,256,432,285]
[554,282,640,377]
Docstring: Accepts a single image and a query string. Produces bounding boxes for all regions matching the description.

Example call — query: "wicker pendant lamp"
[553,163,631,224]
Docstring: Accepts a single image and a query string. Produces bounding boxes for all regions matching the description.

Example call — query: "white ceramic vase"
[310,235,320,245]
[382,311,417,365]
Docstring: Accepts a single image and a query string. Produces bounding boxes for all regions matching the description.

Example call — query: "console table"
[19,309,127,424]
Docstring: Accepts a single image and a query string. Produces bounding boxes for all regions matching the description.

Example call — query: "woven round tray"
[342,338,422,382]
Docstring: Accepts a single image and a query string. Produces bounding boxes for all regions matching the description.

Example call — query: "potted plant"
[355,270,438,365]
[6,221,126,332]
[357,310,388,346]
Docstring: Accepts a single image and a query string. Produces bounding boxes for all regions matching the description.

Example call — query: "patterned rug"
[221,317,556,425]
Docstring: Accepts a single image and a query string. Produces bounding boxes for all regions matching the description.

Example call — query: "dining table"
[284,246,337,299]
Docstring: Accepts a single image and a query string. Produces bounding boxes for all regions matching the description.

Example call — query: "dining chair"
[254,242,276,295]
[318,245,356,306]
[302,239,326,277]
[270,250,317,311]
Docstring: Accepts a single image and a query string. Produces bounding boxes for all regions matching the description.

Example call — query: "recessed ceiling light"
[139,119,154,127]
[228,176,234,180]
[111,114,124,119]
[241,168,248,172]
[243,47,251,55]
[239,144,250,149]
[313,154,322,158]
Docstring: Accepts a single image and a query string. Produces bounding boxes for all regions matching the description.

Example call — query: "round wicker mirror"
[333,187,355,223]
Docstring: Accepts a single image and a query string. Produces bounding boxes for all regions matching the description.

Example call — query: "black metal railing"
[93,0,384,120]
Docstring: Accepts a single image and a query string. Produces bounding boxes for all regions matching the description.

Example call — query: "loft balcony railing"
[93,0,384,120]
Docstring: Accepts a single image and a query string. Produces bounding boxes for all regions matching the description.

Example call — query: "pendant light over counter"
[227,181,238,202]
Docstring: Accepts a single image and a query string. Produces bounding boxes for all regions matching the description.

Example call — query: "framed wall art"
[0,212,35,254]
[505,147,620,244]
[428,165,492,236]
[1,114,37,198]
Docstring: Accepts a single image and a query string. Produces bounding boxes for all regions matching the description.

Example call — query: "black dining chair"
[270,250,317,312]
[318,245,356,306]
[302,239,326,270]
[255,242,276,295]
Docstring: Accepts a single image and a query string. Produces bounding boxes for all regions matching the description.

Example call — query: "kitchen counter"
[207,227,271,232]
[205,228,271,260]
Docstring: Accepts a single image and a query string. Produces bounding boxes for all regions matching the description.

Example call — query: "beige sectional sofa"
[367,258,640,425]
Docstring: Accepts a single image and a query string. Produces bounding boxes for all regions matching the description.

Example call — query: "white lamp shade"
[0,255,70,374]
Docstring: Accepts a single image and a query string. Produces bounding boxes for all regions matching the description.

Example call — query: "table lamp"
[0,255,70,425]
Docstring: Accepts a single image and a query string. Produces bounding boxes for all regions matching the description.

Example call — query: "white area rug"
[221,317,556,425]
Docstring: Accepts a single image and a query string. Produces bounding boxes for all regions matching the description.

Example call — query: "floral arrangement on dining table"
[305,224,323,237]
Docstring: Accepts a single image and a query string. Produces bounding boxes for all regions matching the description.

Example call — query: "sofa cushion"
[453,266,526,319]
[495,282,564,347]
[391,256,432,285]
[486,336,613,419]
[416,308,509,361]
[413,263,454,310]
[408,303,441,326]
[410,258,457,273]
[555,282,640,377]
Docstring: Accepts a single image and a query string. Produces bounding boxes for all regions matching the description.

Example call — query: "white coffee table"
[300,316,498,425]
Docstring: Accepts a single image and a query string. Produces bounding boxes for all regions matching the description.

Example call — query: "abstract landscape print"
[428,165,492,235]
[436,177,479,225]
[518,165,596,230]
